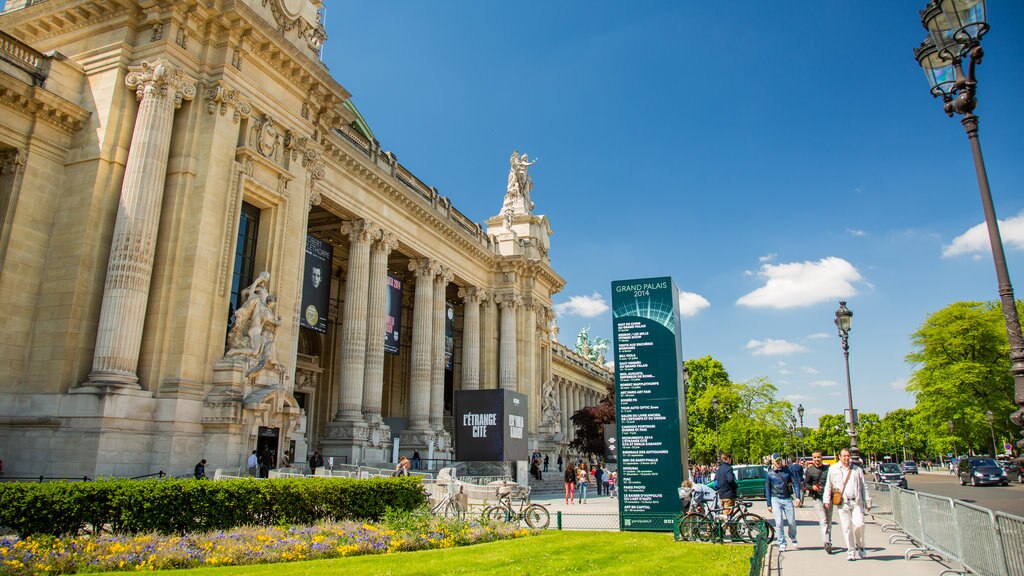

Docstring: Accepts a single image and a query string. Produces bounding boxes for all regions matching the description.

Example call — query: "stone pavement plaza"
[529,492,954,575]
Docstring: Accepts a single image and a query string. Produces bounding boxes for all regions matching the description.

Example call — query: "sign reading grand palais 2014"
[612,277,690,531]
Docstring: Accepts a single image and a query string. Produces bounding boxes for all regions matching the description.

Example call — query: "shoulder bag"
[831,468,852,506]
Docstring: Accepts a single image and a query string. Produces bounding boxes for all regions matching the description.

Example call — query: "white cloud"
[806,332,830,340]
[888,377,908,392]
[759,253,778,263]
[554,292,609,318]
[785,393,810,402]
[736,257,863,309]
[847,228,867,237]
[677,291,711,318]
[801,366,819,375]
[809,380,838,388]
[943,211,1024,258]
[746,338,808,356]
[806,407,826,416]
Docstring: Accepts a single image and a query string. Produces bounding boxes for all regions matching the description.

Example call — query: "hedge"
[0,476,426,537]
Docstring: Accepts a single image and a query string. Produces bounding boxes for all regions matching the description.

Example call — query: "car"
[874,462,908,489]
[901,461,918,475]
[705,464,769,499]
[957,457,1008,486]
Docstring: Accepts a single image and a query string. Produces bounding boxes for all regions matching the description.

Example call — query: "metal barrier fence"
[866,481,1024,576]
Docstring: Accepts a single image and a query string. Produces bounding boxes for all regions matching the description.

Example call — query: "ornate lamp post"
[914,0,1024,451]
[711,395,720,459]
[797,404,805,458]
[835,301,860,465]
[986,410,997,456]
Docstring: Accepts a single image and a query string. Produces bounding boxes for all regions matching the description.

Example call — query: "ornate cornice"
[0,81,90,134]
[203,80,252,123]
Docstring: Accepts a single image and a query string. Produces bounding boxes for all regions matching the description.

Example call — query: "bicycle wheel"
[739,513,771,543]
[524,504,550,529]
[443,498,464,519]
[482,505,509,523]
[679,513,714,542]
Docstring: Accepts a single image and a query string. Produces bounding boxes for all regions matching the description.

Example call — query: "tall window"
[226,202,261,345]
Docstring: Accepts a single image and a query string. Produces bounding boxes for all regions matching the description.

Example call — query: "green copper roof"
[343,99,375,142]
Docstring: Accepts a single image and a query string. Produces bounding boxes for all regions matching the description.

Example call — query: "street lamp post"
[914,0,1024,452]
[797,404,805,457]
[986,410,997,456]
[949,420,957,462]
[835,301,860,465]
[711,395,720,459]
[904,431,910,463]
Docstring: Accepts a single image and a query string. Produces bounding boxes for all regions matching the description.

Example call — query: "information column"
[612,277,689,531]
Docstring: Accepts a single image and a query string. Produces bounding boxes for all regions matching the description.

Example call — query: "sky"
[320,2,1024,426]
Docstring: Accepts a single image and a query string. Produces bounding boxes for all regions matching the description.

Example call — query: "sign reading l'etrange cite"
[454,389,528,462]
[612,277,690,532]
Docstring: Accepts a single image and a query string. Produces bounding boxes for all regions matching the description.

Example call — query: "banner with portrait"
[445,301,454,371]
[300,235,332,333]
[385,274,403,355]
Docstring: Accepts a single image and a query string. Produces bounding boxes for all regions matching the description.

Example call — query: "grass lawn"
[95,531,752,576]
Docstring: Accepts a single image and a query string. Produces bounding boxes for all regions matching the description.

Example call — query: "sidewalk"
[747,500,955,575]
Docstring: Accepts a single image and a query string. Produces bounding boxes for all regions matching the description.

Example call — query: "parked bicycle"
[424,483,466,519]
[677,495,773,543]
[481,482,550,529]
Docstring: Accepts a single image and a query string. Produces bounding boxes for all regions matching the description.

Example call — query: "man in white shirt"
[823,448,872,561]
[247,450,259,477]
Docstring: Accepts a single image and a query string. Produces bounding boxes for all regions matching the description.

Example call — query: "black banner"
[301,235,332,333]
[385,274,403,355]
[445,302,454,371]
[455,389,528,462]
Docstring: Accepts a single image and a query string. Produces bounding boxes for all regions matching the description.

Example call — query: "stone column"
[458,287,484,390]
[84,60,196,389]
[430,267,452,427]
[336,220,377,421]
[498,293,520,390]
[406,258,436,430]
[361,231,397,423]
[525,302,538,433]
[559,379,569,438]
[481,295,497,389]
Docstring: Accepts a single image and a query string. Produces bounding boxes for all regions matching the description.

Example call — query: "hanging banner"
[612,276,689,532]
[385,274,403,355]
[445,302,455,371]
[301,235,332,333]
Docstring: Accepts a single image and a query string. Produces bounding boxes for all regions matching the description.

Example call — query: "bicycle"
[424,483,466,519]
[481,482,550,529]
[677,495,773,543]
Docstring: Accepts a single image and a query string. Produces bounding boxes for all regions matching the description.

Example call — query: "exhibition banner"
[454,389,528,462]
[300,235,332,333]
[445,302,454,371]
[385,274,403,355]
[612,277,689,531]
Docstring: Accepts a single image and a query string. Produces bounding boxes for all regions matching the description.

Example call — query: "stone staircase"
[526,471,597,495]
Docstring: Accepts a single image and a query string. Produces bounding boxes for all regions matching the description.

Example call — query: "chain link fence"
[867,481,1024,576]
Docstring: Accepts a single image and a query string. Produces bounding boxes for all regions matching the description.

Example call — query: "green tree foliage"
[569,396,615,459]
[806,414,847,456]
[683,356,732,464]
[717,377,793,464]
[905,300,1021,455]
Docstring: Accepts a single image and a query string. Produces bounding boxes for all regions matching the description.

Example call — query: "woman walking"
[576,464,589,504]
[564,464,576,504]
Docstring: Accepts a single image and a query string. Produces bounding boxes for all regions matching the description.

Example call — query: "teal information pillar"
[612,277,690,531]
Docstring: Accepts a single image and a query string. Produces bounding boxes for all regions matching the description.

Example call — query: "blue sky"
[321,2,1024,425]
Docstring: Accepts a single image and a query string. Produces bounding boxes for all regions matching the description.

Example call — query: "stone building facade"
[0,0,611,477]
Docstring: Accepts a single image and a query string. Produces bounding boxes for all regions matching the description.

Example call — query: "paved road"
[905,471,1024,516]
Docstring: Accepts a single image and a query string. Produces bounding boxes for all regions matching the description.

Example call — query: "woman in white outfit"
[823,448,872,561]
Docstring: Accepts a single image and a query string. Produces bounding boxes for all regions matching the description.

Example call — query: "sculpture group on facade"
[541,378,562,432]
[227,271,283,377]
[502,150,537,217]
[575,326,610,365]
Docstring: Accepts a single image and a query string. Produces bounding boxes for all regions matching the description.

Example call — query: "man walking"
[765,453,801,552]
[804,451,833,554]
[247,450,259,477]
[714,452,738,516]
[824,448,871,561]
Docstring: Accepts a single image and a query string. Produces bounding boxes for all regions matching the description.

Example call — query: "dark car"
[901,460,918,475]
[874,462,908,489]
[958,457,1008,486]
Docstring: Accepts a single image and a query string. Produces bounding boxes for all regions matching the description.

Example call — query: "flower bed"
[0,509,536,574]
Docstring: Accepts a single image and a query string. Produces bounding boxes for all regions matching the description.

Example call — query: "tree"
[684,356,733,464]
[807,414,847,456]
[905,301,1021,456]
[569,396,614,459]
[717,377,793,464]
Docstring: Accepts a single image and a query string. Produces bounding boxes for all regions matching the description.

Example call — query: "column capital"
[375,230,399,254]
[458,286,487,304]
[341,219,380,244]
[495,292,522,309]
[408,257,439,279]
[434,266,453,287]
[126,59,196,108]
